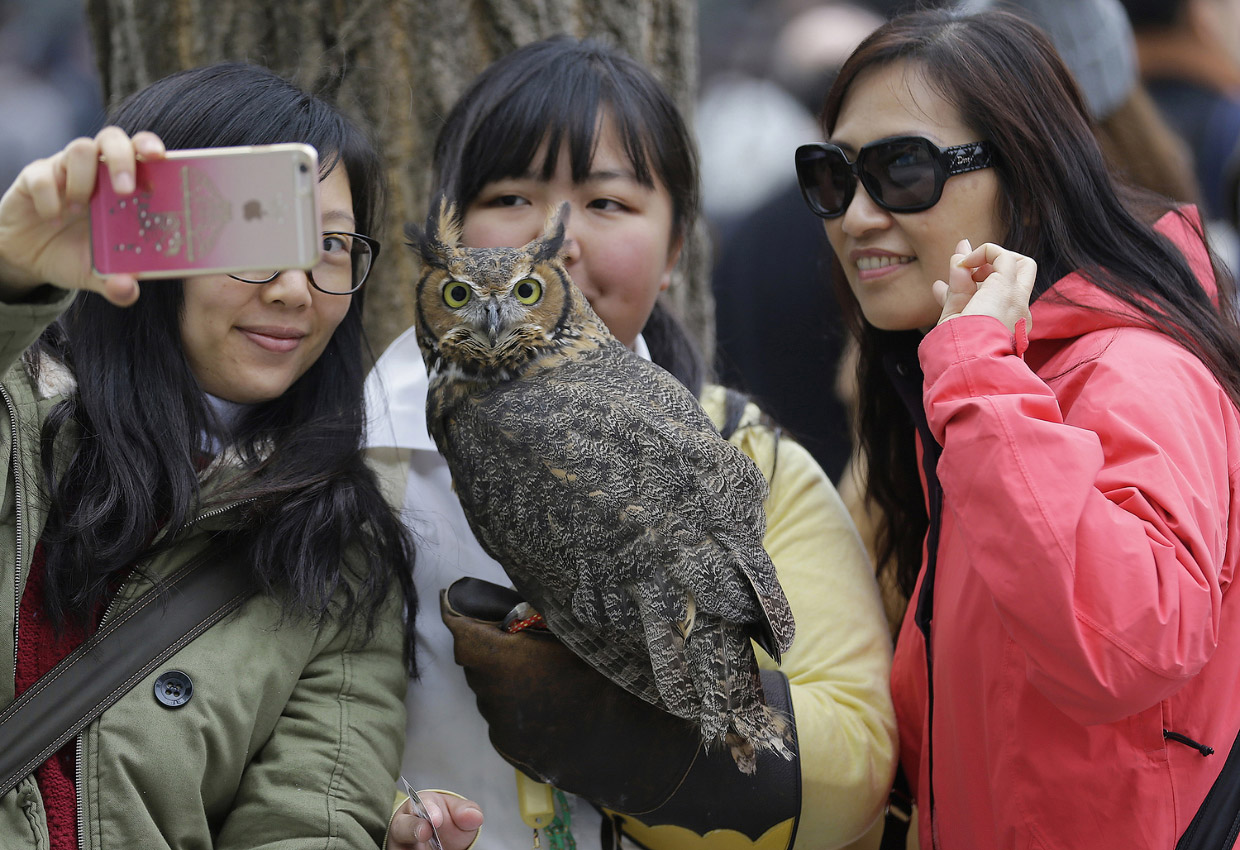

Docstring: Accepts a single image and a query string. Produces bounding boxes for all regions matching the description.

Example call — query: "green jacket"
[0,289,408,849]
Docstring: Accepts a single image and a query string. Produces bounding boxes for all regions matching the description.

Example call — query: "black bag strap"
[1176,728,1240,850]
[0,546,257,797]
[719,387,750,441]
[879,765,914,850]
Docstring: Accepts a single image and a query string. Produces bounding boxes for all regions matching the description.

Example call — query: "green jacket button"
[153,670,193,708]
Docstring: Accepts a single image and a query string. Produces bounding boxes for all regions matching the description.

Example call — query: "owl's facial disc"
[484,289,544,348]
[428,258,567,380]
[476,276,546,345]
[443,285,541,355]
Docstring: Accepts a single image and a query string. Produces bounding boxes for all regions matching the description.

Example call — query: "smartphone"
[89,143,321,280]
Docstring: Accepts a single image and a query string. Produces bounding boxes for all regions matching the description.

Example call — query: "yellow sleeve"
[704,385,898,849]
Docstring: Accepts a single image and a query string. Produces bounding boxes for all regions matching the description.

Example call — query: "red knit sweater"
[15,544,93,850]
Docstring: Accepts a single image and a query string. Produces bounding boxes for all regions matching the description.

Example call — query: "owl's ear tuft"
[407,195,463,267]
[403,220,428,261]
[532,202,570,263]
[433,196,464,247]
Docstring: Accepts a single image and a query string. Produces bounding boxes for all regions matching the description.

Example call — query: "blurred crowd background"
[0,0,100,190]
[5,0,1240,485]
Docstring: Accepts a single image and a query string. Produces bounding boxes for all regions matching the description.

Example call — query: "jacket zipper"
[2,382,23,691]
[75,499,247,849]
[74,737,84,849]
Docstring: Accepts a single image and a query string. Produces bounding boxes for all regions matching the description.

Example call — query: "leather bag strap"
[879,765,913,850]
[0,546,257,797]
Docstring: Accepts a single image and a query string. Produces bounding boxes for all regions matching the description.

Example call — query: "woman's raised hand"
[0,126,166,306]
[933,238,1036,335]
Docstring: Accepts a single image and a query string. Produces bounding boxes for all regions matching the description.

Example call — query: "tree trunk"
[85,0,711,358]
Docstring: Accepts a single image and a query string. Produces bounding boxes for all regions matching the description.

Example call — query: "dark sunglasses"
[794,136,994,219]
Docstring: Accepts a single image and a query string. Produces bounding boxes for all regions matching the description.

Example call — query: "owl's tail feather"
[724,701,796,774]
[686,615,796,774]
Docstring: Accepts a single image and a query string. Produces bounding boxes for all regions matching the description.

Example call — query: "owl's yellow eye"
[514,278,542,305]
[443,281,472,308]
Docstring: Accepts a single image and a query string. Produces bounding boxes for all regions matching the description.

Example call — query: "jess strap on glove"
[440,577,801,846]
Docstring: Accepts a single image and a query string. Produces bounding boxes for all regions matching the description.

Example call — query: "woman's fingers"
[387,808,432,847]
[937,240,1037,335]
[95,125,141,196]
[443,794,484,835]
[934,238,977,320]
[18,157,58,222]
[131,130,167,162]
[62,137,102,209]
[99,274,140,307]
[960,240,1005,268]
[982,248,1036,332]
[993,249,1037,299]
[934,249,980,323]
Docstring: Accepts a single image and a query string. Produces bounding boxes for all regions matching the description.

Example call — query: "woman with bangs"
[372,35,897,850]
[794,7,1240,848]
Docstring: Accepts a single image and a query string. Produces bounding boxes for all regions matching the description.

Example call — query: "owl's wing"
[612,353,795,661]
[429,344,793,691]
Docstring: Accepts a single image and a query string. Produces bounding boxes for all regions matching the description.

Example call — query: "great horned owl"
[408,199,795,772]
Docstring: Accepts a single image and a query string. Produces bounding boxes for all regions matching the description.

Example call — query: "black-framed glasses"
[794,136,994,219]
[228,231,381,294]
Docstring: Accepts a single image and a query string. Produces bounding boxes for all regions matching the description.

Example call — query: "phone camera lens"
[299,163,309,174]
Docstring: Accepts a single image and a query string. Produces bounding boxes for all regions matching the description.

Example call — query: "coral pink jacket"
[892,209,1240,849]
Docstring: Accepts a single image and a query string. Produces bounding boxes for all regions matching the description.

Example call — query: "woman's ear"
[659,233,685,292]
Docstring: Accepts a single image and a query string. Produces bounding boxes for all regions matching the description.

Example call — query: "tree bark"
[85,0,711,358]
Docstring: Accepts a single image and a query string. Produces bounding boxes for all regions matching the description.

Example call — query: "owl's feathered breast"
[427,340,782,640]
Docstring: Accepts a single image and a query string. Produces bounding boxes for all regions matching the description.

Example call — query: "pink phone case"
[89,144,321,280]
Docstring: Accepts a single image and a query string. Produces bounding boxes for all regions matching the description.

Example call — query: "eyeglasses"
[794,136,994,219]
[228,231,381,294]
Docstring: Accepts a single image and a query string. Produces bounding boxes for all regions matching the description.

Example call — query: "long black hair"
[32,63,418,670]
[431,35,706,393]
[823,9,1240,599]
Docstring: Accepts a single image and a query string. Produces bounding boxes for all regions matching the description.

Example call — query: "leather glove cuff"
[441,577,700,812]
[602,668,801,848]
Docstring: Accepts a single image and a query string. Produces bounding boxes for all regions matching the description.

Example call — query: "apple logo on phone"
[243,200,265,220]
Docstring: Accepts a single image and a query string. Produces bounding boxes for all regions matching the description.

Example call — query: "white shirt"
[363,324,639,849]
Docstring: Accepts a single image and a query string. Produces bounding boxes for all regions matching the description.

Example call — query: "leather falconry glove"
[440,576,801,846]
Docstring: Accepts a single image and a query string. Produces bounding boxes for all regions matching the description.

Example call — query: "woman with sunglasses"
[797,8,1240,848]
[0,62,483,849]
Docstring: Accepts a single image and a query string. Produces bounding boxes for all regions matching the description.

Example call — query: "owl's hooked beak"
[485,298,502,344]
